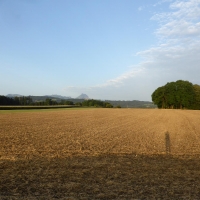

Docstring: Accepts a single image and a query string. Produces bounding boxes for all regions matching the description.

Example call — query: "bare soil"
[1,109,200,199]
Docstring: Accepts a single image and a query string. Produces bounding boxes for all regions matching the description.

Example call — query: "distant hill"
[30,96,60,102]
[6,94,23,97]
[76,94,89,99]
[45,95,71,99]
[105,100,157,108]
[6,94,71,102]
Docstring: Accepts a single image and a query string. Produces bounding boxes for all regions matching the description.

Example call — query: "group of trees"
[0,96,33,105]
[0,96,19,105]
[0,96,78,106]
[81,99,113,108]
[0,96,114,108]
[0,96,59,106]
[152,80,200,109]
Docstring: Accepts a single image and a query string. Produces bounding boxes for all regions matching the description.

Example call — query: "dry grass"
[1,108,200,199]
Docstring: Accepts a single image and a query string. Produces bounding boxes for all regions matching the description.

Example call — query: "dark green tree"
[152,80,196,109]
[75,102,82,106]
[81,99,113,108]
[45,98,53,105]
[192,84,200,109]
[174,80,195,109]
[105,103,113,108]
[0,96,20,105]
[151,86,166,108]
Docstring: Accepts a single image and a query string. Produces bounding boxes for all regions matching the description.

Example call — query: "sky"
[1,0,200,101]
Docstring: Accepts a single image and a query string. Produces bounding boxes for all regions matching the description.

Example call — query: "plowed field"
[1,108,200,199]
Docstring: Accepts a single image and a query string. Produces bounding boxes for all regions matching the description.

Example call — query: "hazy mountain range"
[7,94,23,97]
[6,93,89,100]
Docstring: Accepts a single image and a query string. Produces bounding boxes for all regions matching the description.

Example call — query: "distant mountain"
[105,100,157,108]
[6,94,23,97]
[45,95,71,99]
[30,95,72,102]
[76,94,89,99]
[6,94,71,101]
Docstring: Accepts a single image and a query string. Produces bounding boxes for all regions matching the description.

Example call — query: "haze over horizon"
[1,0,200,101]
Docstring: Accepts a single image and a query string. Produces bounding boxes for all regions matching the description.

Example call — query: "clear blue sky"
[1,0,200,100]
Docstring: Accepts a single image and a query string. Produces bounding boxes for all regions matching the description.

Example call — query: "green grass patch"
[0,106,99,114]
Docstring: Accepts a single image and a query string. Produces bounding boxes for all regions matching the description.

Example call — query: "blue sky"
[1,0,200,100]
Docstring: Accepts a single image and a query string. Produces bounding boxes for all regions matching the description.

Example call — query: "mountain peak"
[76,94,89,99]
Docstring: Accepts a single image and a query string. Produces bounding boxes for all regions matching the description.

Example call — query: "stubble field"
[1,108,200,199]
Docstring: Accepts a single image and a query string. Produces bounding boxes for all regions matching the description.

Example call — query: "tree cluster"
[0,96,70,106]
[152,80,200,109]
[0,96,20,105]
[0,96,114,108]
[82,99,113,108]
[0,96,34,105]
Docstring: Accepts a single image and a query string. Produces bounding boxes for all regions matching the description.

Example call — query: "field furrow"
[1,109,200,159]
[1,108,200,199]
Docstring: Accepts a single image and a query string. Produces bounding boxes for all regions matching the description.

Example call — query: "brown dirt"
[1,108,200,199]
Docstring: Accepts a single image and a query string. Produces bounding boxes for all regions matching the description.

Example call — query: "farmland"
[1,108,200,199]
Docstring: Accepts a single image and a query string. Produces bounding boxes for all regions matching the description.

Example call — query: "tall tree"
[152,80,196,109]
[193,84,200,109]
[151,86,166,108]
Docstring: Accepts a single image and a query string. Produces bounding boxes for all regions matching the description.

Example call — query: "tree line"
[152,80,200,109]
[81,99,113,108]
[0,96,114,108]
[0,96,32,105]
